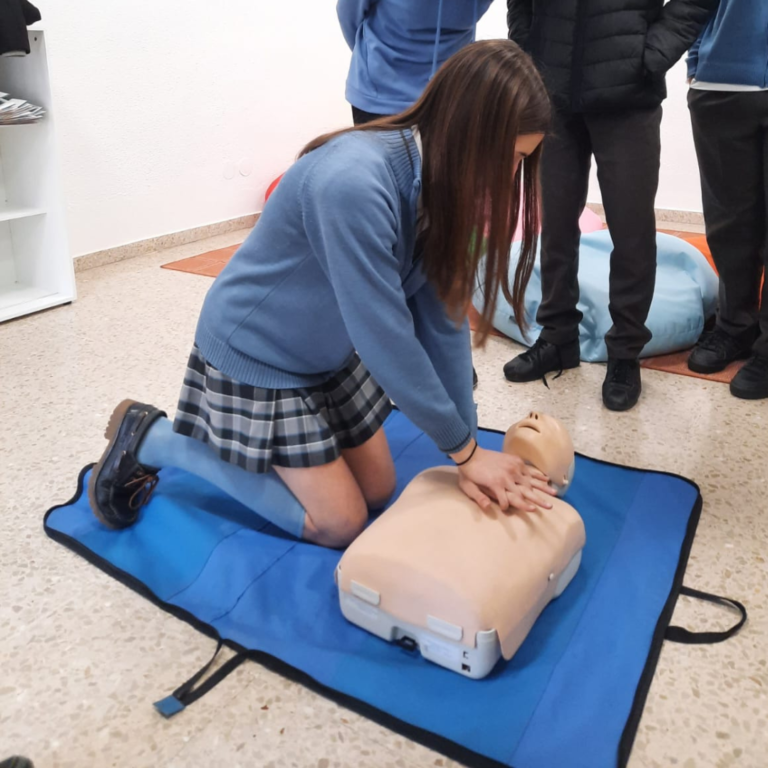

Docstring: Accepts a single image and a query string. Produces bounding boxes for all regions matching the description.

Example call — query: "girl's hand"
[451,441,556,512]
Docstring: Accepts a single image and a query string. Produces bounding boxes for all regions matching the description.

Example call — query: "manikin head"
[502,412,575,496]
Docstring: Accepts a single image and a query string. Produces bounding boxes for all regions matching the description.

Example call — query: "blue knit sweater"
[196,130,476,454]
[687,0,768,86]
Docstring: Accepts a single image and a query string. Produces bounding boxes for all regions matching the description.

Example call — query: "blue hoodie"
[687,0,768,87]
[338,0,493,115]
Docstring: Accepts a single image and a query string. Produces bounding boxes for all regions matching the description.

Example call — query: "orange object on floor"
[640,349,745,384]
[161,245,240,278]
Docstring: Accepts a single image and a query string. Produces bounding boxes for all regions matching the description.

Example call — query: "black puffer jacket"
[507,0,718,112]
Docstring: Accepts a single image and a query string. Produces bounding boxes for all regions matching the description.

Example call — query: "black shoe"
[0,759,35,768]
[730,354,768,400]
[688,327,753,374]
[88,400,166,529]
[602,358,642,411]
[503,337,580,384]
[473,368,479,390]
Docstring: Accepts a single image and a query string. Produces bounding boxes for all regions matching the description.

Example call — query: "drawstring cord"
[431,0,480,78]
[431,0,444,78]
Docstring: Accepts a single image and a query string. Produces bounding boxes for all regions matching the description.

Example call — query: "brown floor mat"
[640,349,744,384]
[161,245,240,278]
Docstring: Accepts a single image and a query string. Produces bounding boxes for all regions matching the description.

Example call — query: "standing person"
[686,0,768,400]
[504,0,717,411]
[88,41,556,551]
[338,0,494,127]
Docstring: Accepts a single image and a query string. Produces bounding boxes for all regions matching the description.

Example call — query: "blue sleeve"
[302,150,472,454]
[408,281,478,439]
[337,0,377,50]
[687,33,703,80]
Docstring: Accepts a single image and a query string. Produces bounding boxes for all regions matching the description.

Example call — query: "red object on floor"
[265,174,284,203]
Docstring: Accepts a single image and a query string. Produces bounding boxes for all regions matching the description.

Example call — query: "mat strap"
[665,586,747,645]
[153,641,248,718]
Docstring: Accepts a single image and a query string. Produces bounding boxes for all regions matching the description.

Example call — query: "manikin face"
[502,412,575,496]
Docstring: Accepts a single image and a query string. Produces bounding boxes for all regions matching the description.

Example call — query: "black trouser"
[352,106,387,126]
[689,89,768,357]
[537,108,662,359]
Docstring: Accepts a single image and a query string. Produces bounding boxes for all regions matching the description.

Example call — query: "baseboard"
[586,203,704,229]
[73,214,259,273]
[72,203,703,275]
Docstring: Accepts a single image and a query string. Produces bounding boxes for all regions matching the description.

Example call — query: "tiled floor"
[1,230,767,768]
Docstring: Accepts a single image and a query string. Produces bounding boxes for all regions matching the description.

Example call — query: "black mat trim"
[617,491,701,768]
[45,433,707,768]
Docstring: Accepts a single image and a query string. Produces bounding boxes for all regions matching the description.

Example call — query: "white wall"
[36,1,353,258]
[37,0,702,258]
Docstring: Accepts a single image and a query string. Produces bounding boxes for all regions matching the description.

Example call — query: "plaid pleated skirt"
[173,346,392,473]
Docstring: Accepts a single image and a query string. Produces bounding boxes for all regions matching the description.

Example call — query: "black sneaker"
[88,400,166,529]
[0,759,35,768]
[602,358,642,411]
[688,327,753,374]
[730,354,768,400]
[473,367,479,390]
[503,337,580,385]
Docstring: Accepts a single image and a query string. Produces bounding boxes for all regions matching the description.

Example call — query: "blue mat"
[46,411,708,768]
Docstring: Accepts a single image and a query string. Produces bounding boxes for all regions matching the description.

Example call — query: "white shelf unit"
[0,29,75,323]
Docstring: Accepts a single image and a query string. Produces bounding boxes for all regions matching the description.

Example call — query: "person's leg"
[136,417,310,540]
[537,111,593,346]
[588,107,661,361]
[758,120,768,358]
[729,111,768,399]
[689,91,766,350]
[90,399,386,548]
[140,418,394,548]
[352,106,388,126]
[504,110,590,382]
[339,427,396,510]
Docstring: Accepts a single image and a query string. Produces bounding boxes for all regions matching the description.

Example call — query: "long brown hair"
[302,40,550,343]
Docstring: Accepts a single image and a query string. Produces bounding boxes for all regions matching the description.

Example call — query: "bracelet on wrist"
[454,440,478,467]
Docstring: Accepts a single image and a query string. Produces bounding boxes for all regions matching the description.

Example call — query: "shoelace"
[125,473,160,511]
[608,360,636,388]
[748,354,768,372]
[698,329,739,357]
[520,338,564,389]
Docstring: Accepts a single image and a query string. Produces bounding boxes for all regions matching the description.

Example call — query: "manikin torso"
[336,413,586,675]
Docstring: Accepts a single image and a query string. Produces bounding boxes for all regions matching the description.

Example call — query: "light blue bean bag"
[473,230,718,362]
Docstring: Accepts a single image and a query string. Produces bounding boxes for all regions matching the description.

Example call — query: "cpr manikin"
[336,412,586,679]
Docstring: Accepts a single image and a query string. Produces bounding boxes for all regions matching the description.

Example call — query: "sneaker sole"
[730,382,768,400]
[87,398,139,529]
[602,385,642,412]
[602,396,640,412]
